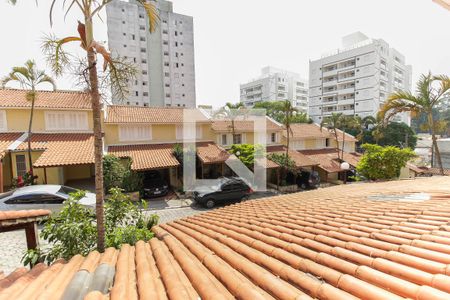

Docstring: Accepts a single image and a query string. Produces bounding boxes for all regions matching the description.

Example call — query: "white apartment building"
[106,0,196,108]
[309,32,412,125]
[240,66,309,112]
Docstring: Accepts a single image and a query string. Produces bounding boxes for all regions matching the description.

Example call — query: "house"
[286,123,360,182]
[104,105,230,186]
[0,89,95,191]
[3,177,450,299]
[285,123,357,152]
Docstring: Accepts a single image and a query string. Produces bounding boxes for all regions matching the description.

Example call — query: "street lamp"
[340,162,350,184]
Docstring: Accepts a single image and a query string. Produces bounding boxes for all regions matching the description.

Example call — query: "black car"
[143,171,169,198]
[193,177,252,208]
[296,170,320,190]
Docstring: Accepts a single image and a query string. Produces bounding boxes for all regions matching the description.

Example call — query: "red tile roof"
[108,143,180,171]
[196,142,230,164]
[286,123,358,142]
[105,106,210,124]
[3,177,450,299]
[0,133,23,160]
[267,145,318,168]
[298,148,361,173]
[0,89,91,109]
[15,133,95,167]
[212,118,282,132]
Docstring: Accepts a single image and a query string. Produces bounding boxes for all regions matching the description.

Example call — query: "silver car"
[0,185,96,213]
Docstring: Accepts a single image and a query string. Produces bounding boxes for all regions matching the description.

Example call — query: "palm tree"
[353,115,377,144]
[379,73,450,175]
[216,102,245,144]
[281,100,297,157]
[9,0,159,252]
[320,113,349,161]
[1,60,56,178]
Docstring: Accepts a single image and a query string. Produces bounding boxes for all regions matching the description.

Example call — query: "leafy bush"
[103,155,143,193]
[22,188,158,266]
[356,144,416,180]
[103,155,126,192]
[229,144,265,169]
[267,153,296,186]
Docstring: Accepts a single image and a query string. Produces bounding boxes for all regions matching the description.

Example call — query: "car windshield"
[57,186,78,196]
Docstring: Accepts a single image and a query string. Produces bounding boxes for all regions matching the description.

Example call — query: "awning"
[196,142,230,164]
[0,133,24,160]
[266,145,318,168]
[298,148,361,173]
[108,143,180,171]
[15,133,95,168]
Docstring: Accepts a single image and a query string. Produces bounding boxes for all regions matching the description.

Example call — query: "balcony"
[338,98,355,106]
[338,87,355,95]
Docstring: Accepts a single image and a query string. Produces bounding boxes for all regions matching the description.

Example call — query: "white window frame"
[0,110,7,132]
[45,111,88,131]
[119,125,152,142]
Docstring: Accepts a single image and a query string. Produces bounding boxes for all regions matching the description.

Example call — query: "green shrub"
[356,144,416,180]
[229,144,265,169]
[22,188,158,266]
[103,155,126,192]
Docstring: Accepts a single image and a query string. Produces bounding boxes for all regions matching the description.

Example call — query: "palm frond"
[42,34,79,76]
[136,0,160,33]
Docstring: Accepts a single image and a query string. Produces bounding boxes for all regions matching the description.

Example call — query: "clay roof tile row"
[2,177,450,299]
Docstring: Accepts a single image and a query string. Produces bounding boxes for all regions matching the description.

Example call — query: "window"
[0,110,7,131]
[139,14,144,19]
[135,91,139,96]
[164,72,170,77]
[162,19,167,24]
[142,81,148,86]
[271,133,277,143]
[132,34,135,40]
[140,37,146,42]
[165,83,170,87]
[143,92,148,97]
[142,59,147,64]
[175,63,179,68]
[326,138,330,147]
[119,125,151,142]
[233,134,242,144]
[175,42,178,47]
[139,25,145,30]
[164,62,170,67]
[166,93,171,97]
[175,31,178,36]
[163,41,169,45]
[15,154,27,177]
[123,45,127,48]
[221,134,227,145]
[45,111,88,131]
[164,52,169,56]
[6,193,64,205]
[142,70,148,75]
[140,48,146,53]
[163,30,168,34]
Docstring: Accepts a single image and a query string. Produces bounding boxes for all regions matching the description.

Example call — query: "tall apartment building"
[106,0,196,108]
[309,32,412,124]
[240,66,309,113]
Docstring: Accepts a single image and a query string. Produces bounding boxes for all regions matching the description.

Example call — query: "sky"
[0,0,449,108]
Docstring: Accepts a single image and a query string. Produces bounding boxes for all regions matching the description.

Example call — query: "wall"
[3,109,94,132]
[63,164,93,182]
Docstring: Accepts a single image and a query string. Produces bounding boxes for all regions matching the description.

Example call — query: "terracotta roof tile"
[211,118,282,132]
[266,145,318,168]
[196,142,230,164]
[298,148,361,173]
[105,106,210,124]
[4,177,450,299]
[286,123,358,142]
[15,133,95,167]
[0,89,91,109]
[108,143,180,171]
[0,133,24,159]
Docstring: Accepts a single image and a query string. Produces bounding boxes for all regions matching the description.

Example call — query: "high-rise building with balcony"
[309,32,412,125]
[106,0,196,108]
[240,66,309,113]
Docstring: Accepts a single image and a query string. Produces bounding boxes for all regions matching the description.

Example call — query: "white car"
[0,185,96,213]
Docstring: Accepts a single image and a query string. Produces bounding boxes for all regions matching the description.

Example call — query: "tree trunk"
[341,130,346,161]
[85,17,105,252]
[428,112,444,175]
[334,130,340,161]
[27,92,35,179]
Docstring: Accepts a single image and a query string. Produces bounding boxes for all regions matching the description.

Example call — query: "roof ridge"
[0,88,88,95]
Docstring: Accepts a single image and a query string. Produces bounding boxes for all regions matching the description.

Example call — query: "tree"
[1,60,56,177]
[379,73,450,175]
[363,122,418,149]
[320,113,354,160]
[356,144,416,180]
[229,144,265,169]
[9,0,159,252]
[254,101,312,124]
[216,102,246,144]
[351,116,377,144]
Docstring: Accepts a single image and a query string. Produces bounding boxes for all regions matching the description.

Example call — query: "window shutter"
[196,126,203,139]
[0,111,7,131]
[176,125,183,140]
